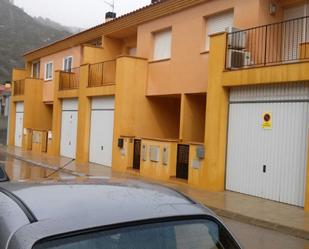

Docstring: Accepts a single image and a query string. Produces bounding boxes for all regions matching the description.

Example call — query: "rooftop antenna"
[104,0,115,12]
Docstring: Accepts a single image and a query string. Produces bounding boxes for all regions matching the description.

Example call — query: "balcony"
[13,79,25,96]
[59,67,80,90]
[226,16,309,70]
[88,60,116,87]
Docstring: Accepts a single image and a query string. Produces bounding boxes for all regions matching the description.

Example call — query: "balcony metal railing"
[88,60,116,87]
[59,67,80,90]
[226,16,309,69]
[13,79,25,96]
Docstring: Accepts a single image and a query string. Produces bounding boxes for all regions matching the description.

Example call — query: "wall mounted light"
[269,2,277,16]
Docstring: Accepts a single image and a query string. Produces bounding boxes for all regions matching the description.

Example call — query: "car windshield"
[33,218,239,249]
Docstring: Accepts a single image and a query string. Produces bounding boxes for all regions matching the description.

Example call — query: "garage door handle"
[101,146,104,150]
[263,165,266,173]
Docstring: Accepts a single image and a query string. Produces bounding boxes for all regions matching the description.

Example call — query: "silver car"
[0,167,241,249]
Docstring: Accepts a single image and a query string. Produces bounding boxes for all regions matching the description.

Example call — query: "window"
[32,61,40,79]
[33,218,240,249]
[45,62,53,81]
[205,10,234,50]
[63,56,73,72]
[153,29,172,60]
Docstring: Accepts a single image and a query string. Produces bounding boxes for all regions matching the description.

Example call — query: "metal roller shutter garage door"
[89,96,115,167]
[226,83,309,207]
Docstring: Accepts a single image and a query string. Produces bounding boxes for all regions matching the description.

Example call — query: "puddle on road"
[0,157,76,182]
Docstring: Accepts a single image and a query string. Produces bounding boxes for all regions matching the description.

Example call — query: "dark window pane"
[33,219,239,249]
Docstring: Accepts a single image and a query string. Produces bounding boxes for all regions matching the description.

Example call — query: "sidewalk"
[1,145,309,240]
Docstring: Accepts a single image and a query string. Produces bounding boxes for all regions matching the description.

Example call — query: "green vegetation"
[0,0,72,81]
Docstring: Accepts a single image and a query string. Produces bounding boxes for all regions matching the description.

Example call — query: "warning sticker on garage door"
[262,112,272,129]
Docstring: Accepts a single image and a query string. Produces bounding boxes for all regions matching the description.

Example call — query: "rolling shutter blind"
[283,4,307,60]
[153,29,172,60]
[205,11,234,50]
[283,4,305,20]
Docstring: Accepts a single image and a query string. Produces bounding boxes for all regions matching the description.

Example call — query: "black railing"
[88,60,116,87]
[226,16,309,69]
[59,67,80,90]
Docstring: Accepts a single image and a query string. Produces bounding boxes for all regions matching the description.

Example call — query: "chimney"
[151,0,160,3]
[105,12,116,22]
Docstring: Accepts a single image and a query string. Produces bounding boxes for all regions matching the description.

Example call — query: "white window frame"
[31,61,40,78]
[44,61,53,81]
[63,56,73,72]
[205,10,234,51]
[153,28,172,61]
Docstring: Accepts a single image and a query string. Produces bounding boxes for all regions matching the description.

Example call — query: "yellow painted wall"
[102,36,123,60]
[188,143,205,187]
[23,78,52,131]
[180,94,206,143]
[203,33,229,192]
[12,68,27,81]
[140,139,177,181]
[82,46,106,64]
[9,74,52,148]
[223,63,309,86]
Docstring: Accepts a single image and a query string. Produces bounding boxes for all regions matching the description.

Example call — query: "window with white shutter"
[63,56,73,72]
[153,29,172,60]
[205,10,234,50]
[283,4,308,60]
[45,62,53,81]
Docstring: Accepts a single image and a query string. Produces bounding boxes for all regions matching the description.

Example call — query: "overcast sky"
[14,0,151,29]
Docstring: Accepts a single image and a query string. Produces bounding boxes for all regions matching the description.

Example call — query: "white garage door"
[89,96,114,167]
[14,102,24,147]
[60,99,78,159]
[226,83,309,207]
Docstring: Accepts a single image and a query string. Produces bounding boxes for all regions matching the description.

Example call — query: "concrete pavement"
[1,145,309,241]
[223,218,309,249]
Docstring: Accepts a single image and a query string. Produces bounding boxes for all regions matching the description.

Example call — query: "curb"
[206,205,309,240]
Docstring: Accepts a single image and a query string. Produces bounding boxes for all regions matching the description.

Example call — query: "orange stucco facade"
[8,0,309,211]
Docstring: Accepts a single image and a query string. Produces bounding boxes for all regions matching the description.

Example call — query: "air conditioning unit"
[226,50,251,69]
[226,26,246,50]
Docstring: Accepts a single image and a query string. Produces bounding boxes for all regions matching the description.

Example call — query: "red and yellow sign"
[262,112,272,129]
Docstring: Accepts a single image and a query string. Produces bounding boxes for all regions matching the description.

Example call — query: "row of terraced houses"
[9,0,309,211]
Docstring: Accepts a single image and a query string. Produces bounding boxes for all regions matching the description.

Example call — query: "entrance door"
[226,84,309,207]
[14,102,24,147]
[89,97,114,167]
[133,139,141,170]
[60,99,78,159]
[176,144,189,180]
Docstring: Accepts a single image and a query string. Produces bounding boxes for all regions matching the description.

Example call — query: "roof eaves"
[23,0,167,57]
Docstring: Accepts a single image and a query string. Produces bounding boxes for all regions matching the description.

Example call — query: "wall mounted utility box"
[32,130,47,153]
[162,146,168,165]
[142,144,147,161]
[196,146,205,159]
[149,145,160,162]
[118,138,124,148]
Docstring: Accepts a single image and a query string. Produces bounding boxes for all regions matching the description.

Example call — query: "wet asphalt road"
[1,151,309,249]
